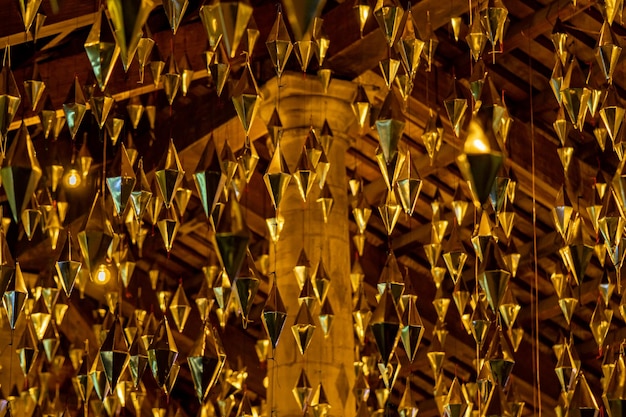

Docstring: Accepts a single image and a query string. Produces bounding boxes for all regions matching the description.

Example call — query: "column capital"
[260,72,358,134]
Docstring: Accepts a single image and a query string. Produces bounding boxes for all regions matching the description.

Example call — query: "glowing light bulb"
[93,264,111,285]
[63,168,82,188]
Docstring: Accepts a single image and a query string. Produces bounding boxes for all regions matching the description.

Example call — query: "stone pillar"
[261,73,356,417]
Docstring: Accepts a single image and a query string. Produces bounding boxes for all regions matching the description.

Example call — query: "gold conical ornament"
[553,107,570,147]
[480,0,508,50]
[236,136,259,184]
[569,372,600,417]
[199,1,253,58]
[23,64,45,112]
[444,377,468,417]
[169,283,191,332]
[234,252,260,328]
[314,259,331,304]
[293,148,317,202]
[156,207,179,252]
[232,62,262,136]
[16,0,42,32]
[1,124,42,222]
[266,214,285,244]
[126,96,144,129]
[398,376,419,417]
[376,91,405,164]
[266,11,293,78]
[77,192,114,277]
[62,76,88,140]
[17,321,39,377]
[558,283,578,326]
[100,318,129,391]
[466,14,487,62]
[55,236,82,297]
[0,49,21,139]
[470,302,491,349]
[162,0,188,34]
[3,262,28,330]
[552,19,570,66]
[444,80,468,138]
[559,220,593,285]
[352,84,371,129]
[262,280,288,348]
[419,12,439,72]
[443,224,468,285]
[370,287,401,367]
[379,58,400,89]
[38,95,56,139]
[312,17,329,66]
[498,288,520,329]
[373,0,403,47]
[396,150,422,215]
[291,302,316,355]
[162,54,181,106]
[376,145,405,191]
[487,326,515,387]
[212,196,250,281]
[478,240,511,312]
[136,37,154,83]
[282,0,326,42]
[457,108,504,207]
[317,184,334,223]
[107,143,136,216]
[561,59,591,131]
[400,295,424,362]
[378,189,402,235]
[377,251,404,302]
[310,383,331,417]
[187,323,226,402]
[294,40,315,73]
[209,45,231,97]
[600,86,625,144]
[318,297,334,337]
[147,318,179,388]
[589,302,612,348]
[155,139,184,209]
[596,20,622,84]
[194,139,227,219]
[395,9,424,79]
[354,0,371,38]
[293,369,313,411]
[85,7,120,92]
[21,208,40,240]
[90,94,115,130]
[263,141,291,210]
[130,159,152,220]
[106,0,156,71]
[422,108,443,163]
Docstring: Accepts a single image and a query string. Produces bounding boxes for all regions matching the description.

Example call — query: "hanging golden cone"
[596,20,622,84]
[0,49,20,138]
[174,185,192,217]
[150,58,165,88]
[444,79,468,138]
[294,40,315,73]
[395,9,424,79]
[396,150,422,215]
[457,108,504,208]
[90,94,114,131]
[299,278,317,310]
[370,286,401,367]
[38,95,56,139]
[314,258,331,304]
[30,294,51,340]
[23,64,45,112]
[318,297,334,337]
[590,302,612,348]
[162,0,189,34]
[232,63,262,136]
[187,324,226,403]
[398,376,419,417]
[599,269,615,306]
[291,302,316,355]
[419,12,439,72]
[168,283,191,332]
[487,326,515,387]
[373,1,403,47]
[444,377,468,417]
[162,54,181,106]
[400,295,424,362]
[480,0,508,48]
[199,2,253,58]
[376,145,405,191]
[136,37,154,83]
[293,369,313,411]
[209,45,231,97]
[353,286,371,345]
[555,342,578,392]
[130,159,152,220]
[263,140,291,210]
[600,86,625,144]
[559,218,593,285]
[234,252,260,328]
[266,11,293,78]
[16,0,42,32]
[310,383,331,417]
[77,192,113,277]
[106,0,155,71]
[352,84,371,129]
[178,53,194,97]
[558,283,578,326]
[377,251,404,302]
[489,176,510,213]
[106,143,136,216]
[128,331,149,387]
[156,207,179,252]
[17,321,39,377]
[317,184,334,223]
[466,13,487,61]
[293,147,317,202]
[1,124,42,222]
[422,108,443,163]
[375,91,405,164]
[126,96,144,130]
[568,372,600,417]
[155,139,184,209]
[3,262,28,330]
[281,0,326,42]
[262,280,287,348]
[55,250,82,297]
[212,196,250,282]
[84,7,120,92]
[243,17,260,58]
[100,318,129,392]
[147,318,179,388]
[498,287,520,328]
[378,189,402,235]
[561,59,591,131]
[551,19,570,66]
[313,17,329,65]
[379,58,400,89]
[603,352,626,416]
[478,239,511,312]
[213,269,232,310]
[62,76,87,140]
[266,214,285,244]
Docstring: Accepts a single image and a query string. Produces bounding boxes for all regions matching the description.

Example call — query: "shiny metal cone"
[0,52,21,137]
[487,326,515,387]
[232,64,262,135]
[156,207,179,252]
[376,147,405,191]
[266,11,293,78]
[400,295,424,362]
[100,318,129,391]
[23,68,45,112]
[162,53,181,105]
[293,369,313,411]
[130,159,152,220]
[16,0,42,32]
[17,321,39,377]
[179,53,194,96]
[1,124,42,222]
[310,383,331,417]
[21,208,40,240]
[314,258,331,304]
[596,21,622,84]
[378,190,402,235]
[291,302,316,355]
[379,58,400,89]
[263,141,291,210]
[262,281,287,348]
[147,318,179,388]
[317,184,334,223]
[194,139,226,218]
[77,192,114,278]
[294,40,315,72]
[282,0,326,42]
[187,324,226,402]
[354,0,370,38]
[38,96,56,139]
[466,15,487,61]
[212,196,250,281]
[169,284,191,332]
[370,287,401,367]
[209,46,231,97]
[559,243,593,286]
[444,377,468,417]
[55,260,81,297]
[444,98,468,138]
[62,76,87,139]
[136,37,154,83]
[396,151,422,215]
[373,4,403,47]
[352,84,371,129]
[395,10,424,77]
[106,143,136,216]
[85,8,120,91]
[590,303,612,348]
[293,148,317,202]
[478,268,510,312]
[318,298,334,337]
[266,215,285,244]
[422,108,443,162]
[3,262,28,329]
[234,256,260,327]
[90,94,115,131]
[600,91,625,143]
[106,0,155,71]
[199,2,253,58]
[155,139,184,209]
[162,0,189,34]
[375,117,405,165]
[569,372,600,416]
[561,72,590,130]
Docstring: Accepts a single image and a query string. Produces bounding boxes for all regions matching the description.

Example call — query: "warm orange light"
[93,264,111,285]
[63,168,82,188]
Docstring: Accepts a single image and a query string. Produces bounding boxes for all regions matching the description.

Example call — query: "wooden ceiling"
[0,0,624,417]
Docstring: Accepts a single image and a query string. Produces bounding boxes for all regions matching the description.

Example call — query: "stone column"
[261,73,356,417]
